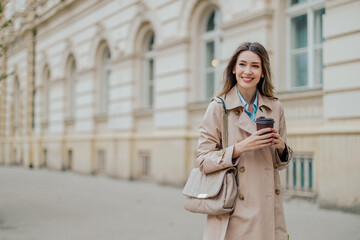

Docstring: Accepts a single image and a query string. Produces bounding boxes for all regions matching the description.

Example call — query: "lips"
[241,76,253,83]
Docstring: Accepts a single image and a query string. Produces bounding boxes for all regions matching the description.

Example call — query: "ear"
[232,66,236,74]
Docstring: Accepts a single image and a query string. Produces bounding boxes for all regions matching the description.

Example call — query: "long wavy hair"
[218,42,275,98]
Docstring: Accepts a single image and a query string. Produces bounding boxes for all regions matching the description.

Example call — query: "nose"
[244,65,252,74]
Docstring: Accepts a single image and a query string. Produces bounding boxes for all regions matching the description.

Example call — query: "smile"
[241,77,253,83]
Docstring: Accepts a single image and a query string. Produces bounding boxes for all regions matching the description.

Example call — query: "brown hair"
[218,42,275,98]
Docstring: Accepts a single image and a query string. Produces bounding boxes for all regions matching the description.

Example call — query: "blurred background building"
[0,0,359,214]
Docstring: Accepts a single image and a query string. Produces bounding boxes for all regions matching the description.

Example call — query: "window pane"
[292,52,308,87]
[308,160,313,189]
[206,41,215,67]
[149,84,153,108]
[149,59,154,80]
[148,33,155,51]
[291,14,307,49]
[291,0,307,5]
[314,48,323,86]
[301,158,304,188]
[206,10,215,32]
[314,8,325,44]
[293,160,297,187]
[206,72,215,99]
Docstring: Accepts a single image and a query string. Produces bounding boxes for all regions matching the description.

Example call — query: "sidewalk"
[0,167,359,240]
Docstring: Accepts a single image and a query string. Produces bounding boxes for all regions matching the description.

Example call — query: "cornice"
[154,36,190,51]
[220,8,274,31]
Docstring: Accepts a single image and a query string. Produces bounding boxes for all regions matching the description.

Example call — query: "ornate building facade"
[1,0,359,213]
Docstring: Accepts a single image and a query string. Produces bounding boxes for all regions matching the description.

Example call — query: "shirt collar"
[222,85,273,111]
[236,87,258,112]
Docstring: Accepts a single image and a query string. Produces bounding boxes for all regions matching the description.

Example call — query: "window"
[139,151,151,178]
[143,32,155,109]
[66,56,77,118]
[42,66,50,122]
[102,48,111,113]
[201,8,222,100]
[285,153,315,197]
[97,150,106,173]
[13,76,20,133]
[96,44,111,115]
[287,0,325,90]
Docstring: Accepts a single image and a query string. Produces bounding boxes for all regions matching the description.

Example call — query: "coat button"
[239,167,245,173]
[275,189,281,195]
[235,110,240,116]
[239,194,245,200]
[236,139,242,143]
[274,163,278,169]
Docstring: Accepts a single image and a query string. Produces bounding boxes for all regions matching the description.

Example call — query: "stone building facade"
[0,0,359,213]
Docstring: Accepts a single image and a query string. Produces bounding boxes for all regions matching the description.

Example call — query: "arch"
[41,64,51,121]
[94,40,111,114]
[124,4,161,56]
[64,54,77,118]
[178,0,221,38]
[88,23,115,69]
[186,0,222,102]
[59,39,78,78]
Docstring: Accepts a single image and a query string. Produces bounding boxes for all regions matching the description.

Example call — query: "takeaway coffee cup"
[255,116,274,131]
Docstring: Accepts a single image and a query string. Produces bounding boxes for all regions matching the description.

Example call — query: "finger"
[256,128,273,135]
[258,132,273,140]
[259,138,273,145]
[271,128,278,133]
[259,142,272,148]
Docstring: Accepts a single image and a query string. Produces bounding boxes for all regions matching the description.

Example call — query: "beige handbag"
[183,97,238,215]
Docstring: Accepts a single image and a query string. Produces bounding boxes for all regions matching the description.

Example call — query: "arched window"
[143,32,155,108]
[97,45,111,114]
[66,56,77,118]
[42,66,50,122]
[201,8,222,100]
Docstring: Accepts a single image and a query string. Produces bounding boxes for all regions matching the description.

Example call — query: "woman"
[197,42,293,240]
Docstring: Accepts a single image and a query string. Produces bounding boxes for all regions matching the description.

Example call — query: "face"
[232,50,264,93]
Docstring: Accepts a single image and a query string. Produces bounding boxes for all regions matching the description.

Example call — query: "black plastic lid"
[255,116,274,124]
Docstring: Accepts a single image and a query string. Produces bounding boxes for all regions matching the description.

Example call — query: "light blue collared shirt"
[236,88,258,122]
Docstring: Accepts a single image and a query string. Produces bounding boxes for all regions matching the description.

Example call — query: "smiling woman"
[196,42,293,240]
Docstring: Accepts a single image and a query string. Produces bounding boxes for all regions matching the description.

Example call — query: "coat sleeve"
[274,104,294,170]
[196,100,237,174]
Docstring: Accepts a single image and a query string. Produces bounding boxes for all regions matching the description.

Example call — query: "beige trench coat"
[197,86,293,240]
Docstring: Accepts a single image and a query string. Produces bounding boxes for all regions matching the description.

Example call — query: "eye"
[253,65,260,68]
[239,63,245,66]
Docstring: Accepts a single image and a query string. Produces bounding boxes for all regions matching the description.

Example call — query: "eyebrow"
[239,60,261,64]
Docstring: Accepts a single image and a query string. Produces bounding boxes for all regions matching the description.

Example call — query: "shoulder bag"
[183,96,238,215]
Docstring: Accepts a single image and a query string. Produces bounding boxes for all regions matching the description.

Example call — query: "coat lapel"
[237,111,256,135]
[223,86,274,135]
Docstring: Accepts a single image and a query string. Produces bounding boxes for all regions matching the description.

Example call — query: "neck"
[237,85,257,105]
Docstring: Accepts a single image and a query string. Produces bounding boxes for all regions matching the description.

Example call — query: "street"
[0,167,359,240]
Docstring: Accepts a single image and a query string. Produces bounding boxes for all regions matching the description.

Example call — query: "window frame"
[97,45,111,115]
[41,66,50,122]
[200,8,222,101]
[286,0,325,91]
[143,31,155,109]
[65,56,77,119]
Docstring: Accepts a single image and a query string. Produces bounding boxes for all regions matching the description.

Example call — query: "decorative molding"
[277,89,324,101]
[220,8,274,30]
[153,36,190,51]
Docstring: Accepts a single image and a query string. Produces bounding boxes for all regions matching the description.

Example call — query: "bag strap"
[216,96,228,148]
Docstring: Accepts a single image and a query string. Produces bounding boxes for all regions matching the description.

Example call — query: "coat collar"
[222,85,274,135]
[223,85,273,112]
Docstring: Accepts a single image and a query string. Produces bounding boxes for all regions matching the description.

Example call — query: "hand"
[269,129,286,153]
[233,128,273,158]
